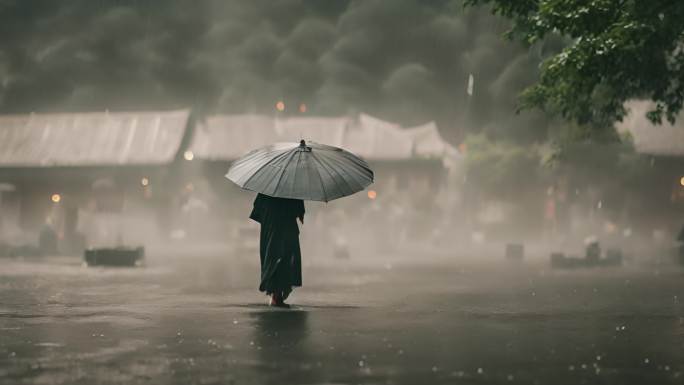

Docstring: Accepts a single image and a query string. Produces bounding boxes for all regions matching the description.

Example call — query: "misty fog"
[1,1,684,385]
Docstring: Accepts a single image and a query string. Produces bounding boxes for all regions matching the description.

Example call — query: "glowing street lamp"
[367,190,377,200]
[183,151,194,161]
[51,193,61,203]
[141,177,149,187]
[680,176,684,186]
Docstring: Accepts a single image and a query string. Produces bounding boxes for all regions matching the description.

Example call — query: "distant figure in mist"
[250,193,305,308]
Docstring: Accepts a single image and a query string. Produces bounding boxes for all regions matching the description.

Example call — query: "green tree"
[466,0,684,127]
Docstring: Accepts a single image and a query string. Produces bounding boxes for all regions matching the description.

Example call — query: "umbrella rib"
[315,152,351,193]
[313,151,354,199]
[321,148,373,181]
[241,148,292,187]
[318,151,372,188]
[230,151,275,181]
[292,150,302,197]
[318,150,370,191]
[342,152,374,179]
[309,152,329,202]
[271,149,298,195]
[232,150,275,181]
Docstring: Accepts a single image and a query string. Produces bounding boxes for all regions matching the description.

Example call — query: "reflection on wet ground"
[0,253,683,384]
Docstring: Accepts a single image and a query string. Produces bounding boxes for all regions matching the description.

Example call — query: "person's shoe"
[269,294,290,308]
[272,301,290,309]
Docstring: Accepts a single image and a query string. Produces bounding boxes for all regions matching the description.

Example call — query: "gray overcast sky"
[0,0,557,142]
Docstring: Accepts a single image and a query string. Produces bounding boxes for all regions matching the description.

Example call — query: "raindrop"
[233,320,239,325]
[665,365,671,371]
[398,349,404,355]
[644,358,649,364]
[581,364,587,369]
[431,366,438,373]
[359,360,365,367]
[477,368,483,374]
[507,374,514,381]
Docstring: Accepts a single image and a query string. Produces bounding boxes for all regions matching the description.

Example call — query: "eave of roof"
[0,109,190,167]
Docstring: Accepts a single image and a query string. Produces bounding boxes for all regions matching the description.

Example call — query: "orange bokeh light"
[458,143,468,154]
[367,190,377,200]
[276,101,285,111]
[299,103,307,113]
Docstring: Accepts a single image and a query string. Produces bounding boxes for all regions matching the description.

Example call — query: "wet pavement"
[1,250,683,385]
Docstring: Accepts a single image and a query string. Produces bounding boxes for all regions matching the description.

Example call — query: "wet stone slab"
[0,254,683,384]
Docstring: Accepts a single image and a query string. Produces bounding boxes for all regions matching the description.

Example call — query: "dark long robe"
[249,193,305,297]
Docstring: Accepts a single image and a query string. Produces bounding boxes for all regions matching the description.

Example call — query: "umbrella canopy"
[226,140,374,202]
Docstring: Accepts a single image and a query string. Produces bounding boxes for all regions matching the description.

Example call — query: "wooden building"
[0,109,192,252]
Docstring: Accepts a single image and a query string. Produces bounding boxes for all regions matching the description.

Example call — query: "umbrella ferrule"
[298,139,312,152]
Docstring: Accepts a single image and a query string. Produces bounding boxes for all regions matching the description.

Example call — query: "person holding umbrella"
[226,140,373,307]
[249,193,304,307]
